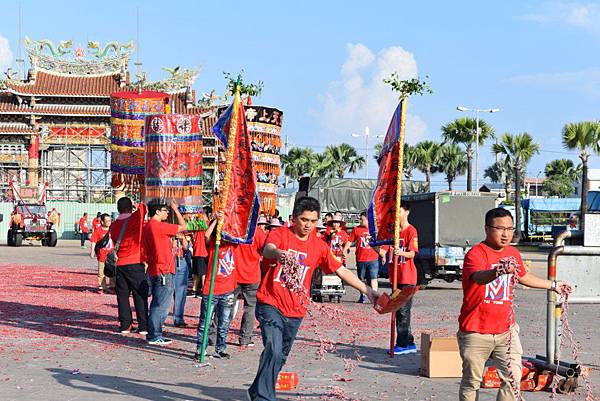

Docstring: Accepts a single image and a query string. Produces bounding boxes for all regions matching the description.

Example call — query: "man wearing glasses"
[458,207,570,401]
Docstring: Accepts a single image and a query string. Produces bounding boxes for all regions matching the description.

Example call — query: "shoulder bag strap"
[114,217,130,253]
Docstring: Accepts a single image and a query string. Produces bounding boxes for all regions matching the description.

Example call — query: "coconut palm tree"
[308,153,330,177]
[436,143,467,190]
[484,160,517,199]
[280,147,316,184]
[323,143,366,178]
[562,121,600,230]
[492,132,540,241]
[414,140,442,185]
[544,158,582,183]
[441,117,494,191]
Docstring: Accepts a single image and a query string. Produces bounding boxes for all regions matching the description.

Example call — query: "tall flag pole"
[391,95,407,357]
[366,98,407,358]
[199,86,242,363]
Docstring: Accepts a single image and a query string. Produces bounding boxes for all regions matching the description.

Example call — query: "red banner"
[367,101,404,246]
[214,95,261,244]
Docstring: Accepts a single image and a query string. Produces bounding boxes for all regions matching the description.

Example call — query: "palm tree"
[308,153,330,177]
[441,117,494,191]
[484,160,517,199]
[492,132,540,241]
[436,143,467,190]
[323,143,366,178]
[544,158,582,183]
[414,140,442,185]
[562,121,600,230]
[281,147,316,184]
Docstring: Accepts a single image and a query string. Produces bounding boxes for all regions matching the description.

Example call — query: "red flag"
[367,100,404,246]
[213,93,260,244]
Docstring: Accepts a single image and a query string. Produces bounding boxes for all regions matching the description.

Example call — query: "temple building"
[0,38,218,203]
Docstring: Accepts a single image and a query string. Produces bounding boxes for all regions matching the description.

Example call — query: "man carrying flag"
[368,99,419,356]
[196,83,261,363]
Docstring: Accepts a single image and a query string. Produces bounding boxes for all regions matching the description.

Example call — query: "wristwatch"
[550,280,557,291]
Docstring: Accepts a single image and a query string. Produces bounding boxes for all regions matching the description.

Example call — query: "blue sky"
[2,1,600,190]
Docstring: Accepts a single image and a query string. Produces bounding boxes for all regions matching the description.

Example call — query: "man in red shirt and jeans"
[247,197,379,401]
[110,197,148,334]
[142,200,187,345]
[379,201,419,355]
[458,208,570,401]
[344,211,380,303]
[233,218,267,347]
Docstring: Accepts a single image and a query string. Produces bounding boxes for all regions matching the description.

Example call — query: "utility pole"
[352,126,383,179]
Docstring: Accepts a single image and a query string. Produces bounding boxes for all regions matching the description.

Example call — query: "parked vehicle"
[7,203,58,247]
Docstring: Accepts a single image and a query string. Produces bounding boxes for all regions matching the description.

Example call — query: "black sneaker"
[186,290,196,298]
[212,351,230,359]
[193,351,206,362]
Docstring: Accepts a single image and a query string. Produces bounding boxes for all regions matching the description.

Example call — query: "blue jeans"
[357,260,379,281]
[248,303,303,401]
[173,257,189,324]
[196,291,235,353]
[147,273,175,341]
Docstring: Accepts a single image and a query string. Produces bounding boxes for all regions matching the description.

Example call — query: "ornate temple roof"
[0,98,110,116]
[3,70,122,98]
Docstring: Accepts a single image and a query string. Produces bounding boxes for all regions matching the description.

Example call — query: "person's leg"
[367,260,379,292]
[215,292,235,354]
[97,261,106,290]
[279,314,303,372]
[115,267,133,330]
[173,257,189,324]
[147,274,175,341]
[80,233,86,247]
[491,325,523,401]
[239,282,259,345]
[248,303,286,401]
[196,294,216,354]
[458,330,495,401]
[130,264,149,332]
[395,291,414,347]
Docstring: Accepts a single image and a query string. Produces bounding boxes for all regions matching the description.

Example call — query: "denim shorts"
[357,260,379,281]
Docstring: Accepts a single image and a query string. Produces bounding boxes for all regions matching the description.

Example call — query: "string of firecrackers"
[496,256,523,400]
[551,287,597,401]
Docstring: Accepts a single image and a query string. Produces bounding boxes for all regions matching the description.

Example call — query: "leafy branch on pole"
[383,73,433,98]
[224,70,263,99]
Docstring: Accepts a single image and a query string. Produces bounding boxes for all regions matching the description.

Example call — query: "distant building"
[575,168,600,197]
[479,183,506,198]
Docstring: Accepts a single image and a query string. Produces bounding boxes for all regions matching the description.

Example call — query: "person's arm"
[342,241,353,255]
[170,201,187,232]
[519,272,570,293]
[470,269,499,285]
[90,242,96,258]
[263,243,288,260]
[204,218,218,245]
[336,266,379,302]
[394,248,416,259]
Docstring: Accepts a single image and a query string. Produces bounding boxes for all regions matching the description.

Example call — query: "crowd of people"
[80,196,570,401]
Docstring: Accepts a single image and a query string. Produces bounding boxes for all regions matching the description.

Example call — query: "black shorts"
[192,256,208,276]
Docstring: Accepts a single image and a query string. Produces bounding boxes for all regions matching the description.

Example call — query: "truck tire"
[7,230,14,246]
[14,232,23,247]
[47,232,58,247]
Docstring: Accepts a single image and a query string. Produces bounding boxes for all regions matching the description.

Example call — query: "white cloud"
[318,43,427,146]
[0,36,13,71]
[508,68,600,97]
[517,2,600,33]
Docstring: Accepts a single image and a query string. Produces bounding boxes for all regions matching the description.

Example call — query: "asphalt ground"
[0,240,598,401]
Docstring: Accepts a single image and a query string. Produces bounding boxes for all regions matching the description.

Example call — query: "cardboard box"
[420,333,463,378]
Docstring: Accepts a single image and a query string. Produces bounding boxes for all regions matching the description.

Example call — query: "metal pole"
[284,132,289,189]
[475,111,480,191]
[365,127,369,179]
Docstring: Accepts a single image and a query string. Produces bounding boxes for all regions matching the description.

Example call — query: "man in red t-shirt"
[142,200,186,345]
[191,212,210,297]
[378,201,419,355]
[247,197,379,401]
[110,197,148,334]
[343,211,380,303]
[458,208,570,401]
[79,212,90,248]
[232,218,267,347]
[194,216,239,360]
[90,213,115,294]
[326,211,349,265]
